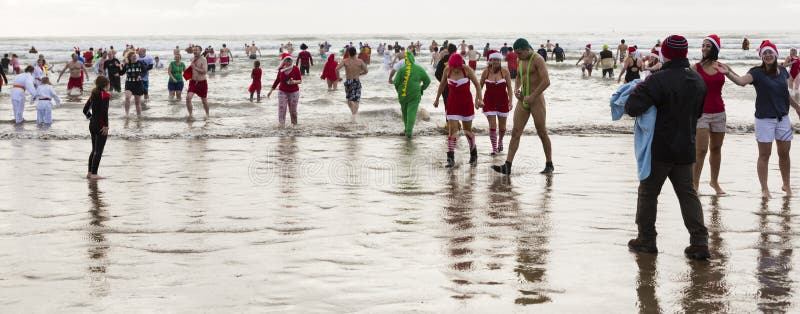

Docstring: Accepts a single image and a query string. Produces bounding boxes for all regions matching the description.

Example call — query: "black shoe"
[498,145,503,152]
[491,161,512,175]
[469,147,478,165]
[684,245,710,260]
[540,161,554,174]
[628,238,658,254]
[446,152,455,168]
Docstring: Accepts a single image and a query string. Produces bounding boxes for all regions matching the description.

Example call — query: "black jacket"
[625,59,707,164]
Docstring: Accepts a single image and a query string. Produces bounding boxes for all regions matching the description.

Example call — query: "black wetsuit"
[1,57,9,73]
[435,53,452,106]
[537,48,548,61]
[553,47,565,62]
[83,91,110,175]
[625,58,641,83]
[104,57,122,92]
[0,66,7,92]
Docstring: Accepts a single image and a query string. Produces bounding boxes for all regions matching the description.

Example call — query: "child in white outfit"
[31,77,62,125]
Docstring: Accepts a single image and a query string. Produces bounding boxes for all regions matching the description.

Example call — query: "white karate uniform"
[10,73,37,123]
[31,84,61,125]
[33,65,47,88]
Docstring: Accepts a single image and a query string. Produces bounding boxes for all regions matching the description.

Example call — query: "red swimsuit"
[445,67,474,121]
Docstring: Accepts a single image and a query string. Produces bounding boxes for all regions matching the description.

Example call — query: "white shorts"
[755,115,793,143]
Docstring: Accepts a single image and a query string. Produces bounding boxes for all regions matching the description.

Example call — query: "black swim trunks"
[344,79,362,102]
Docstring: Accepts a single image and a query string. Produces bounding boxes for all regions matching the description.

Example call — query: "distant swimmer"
[617,39,628,64]
[220,44,232,69]
[537,44,548,62]
[29,46,38,54]
[173,45,181,56]
[552,43,564,62]
[249,61,262,102]
[742,38,750,51]
[337,47,368,121]
[466,45,479,70]
[57,53,89,100]
[597,45,615,78]
[296,43,314,76]
[546,40,553,52]
[248,42,262,59]
[577,44,598,77]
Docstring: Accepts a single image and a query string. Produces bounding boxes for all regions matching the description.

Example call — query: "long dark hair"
[700,41,719,65]
[91,76,109,103]
[756,55,780,77]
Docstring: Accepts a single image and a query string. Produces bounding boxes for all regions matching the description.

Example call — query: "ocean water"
[1,32,799,139]
[1,33,800,312]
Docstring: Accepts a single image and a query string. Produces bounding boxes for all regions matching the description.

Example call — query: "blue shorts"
[143,80,149,94]
[168,81,184,92]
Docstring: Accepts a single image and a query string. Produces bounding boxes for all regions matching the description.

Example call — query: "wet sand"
[1,135,798,312]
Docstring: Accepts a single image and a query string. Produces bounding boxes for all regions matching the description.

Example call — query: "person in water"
[83,76,111,180]
[393,51,431,138]
[320,53,340,91]
[433,53,483,168]
[480,53,514,155]
[249,60,262,102]
[492,38,554,175]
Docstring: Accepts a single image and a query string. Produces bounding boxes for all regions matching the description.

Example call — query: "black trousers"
[88,128,108,175]
[636,161,708,245]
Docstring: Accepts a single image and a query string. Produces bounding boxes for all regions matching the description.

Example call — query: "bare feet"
[709,182,726,195]
[762,189,771,199]
[87,174,105,180]
[782,185,792,196]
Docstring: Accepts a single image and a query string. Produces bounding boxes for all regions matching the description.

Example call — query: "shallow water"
[1,135,799,312]
[2,32,799,140]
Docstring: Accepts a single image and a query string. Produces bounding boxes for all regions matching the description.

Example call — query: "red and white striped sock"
[447,137,457,152]
[498,129,506,150]
[489,128,497,153]
[466,133,476,150]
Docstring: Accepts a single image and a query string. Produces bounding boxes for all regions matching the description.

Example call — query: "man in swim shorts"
[577,44,598,77]
[337,47,368,121]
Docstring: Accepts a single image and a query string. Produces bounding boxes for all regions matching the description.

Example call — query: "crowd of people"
[2,35,800,261]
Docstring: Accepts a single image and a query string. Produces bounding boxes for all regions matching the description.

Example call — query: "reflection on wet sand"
[276,137,298,204]
[514,175,552,305]
[680,196,730,312]
[444,171,477,299]
[87,180,109,297]
[635,254,662,313]
[756,197,794,312]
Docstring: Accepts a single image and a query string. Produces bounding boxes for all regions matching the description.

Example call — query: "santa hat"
[281,53,293,62]
[489,52,503,60]
[651,49,660,56]
[628,46,636,53]
[585,44,591,50]
[661,35,688,60]
[705,34,721,51]
[759,40,778,58]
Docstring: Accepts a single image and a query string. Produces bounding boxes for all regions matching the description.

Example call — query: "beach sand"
[1,135,798,312]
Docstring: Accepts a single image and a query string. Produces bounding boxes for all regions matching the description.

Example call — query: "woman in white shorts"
[717,40,800,198]
[691,34,727,195]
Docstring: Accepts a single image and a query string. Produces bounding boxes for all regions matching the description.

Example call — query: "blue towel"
[610,80,656,180]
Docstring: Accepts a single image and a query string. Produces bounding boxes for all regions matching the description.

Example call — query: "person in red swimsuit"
[433,53,483,167]
[480,52,514,156]
[782,47,800,93]
[691,34,727,195]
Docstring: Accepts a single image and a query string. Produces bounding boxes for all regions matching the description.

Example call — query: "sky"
[2,0,798,37]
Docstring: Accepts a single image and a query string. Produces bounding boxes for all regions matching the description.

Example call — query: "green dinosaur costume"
[393,52,431,138]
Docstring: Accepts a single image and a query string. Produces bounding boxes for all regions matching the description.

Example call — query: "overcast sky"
[2,0,798,37]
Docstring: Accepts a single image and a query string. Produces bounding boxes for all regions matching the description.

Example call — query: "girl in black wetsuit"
[83,76,111,180]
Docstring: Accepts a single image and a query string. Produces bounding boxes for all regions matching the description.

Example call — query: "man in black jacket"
[435,43,458,106]
[624,35,710,260]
